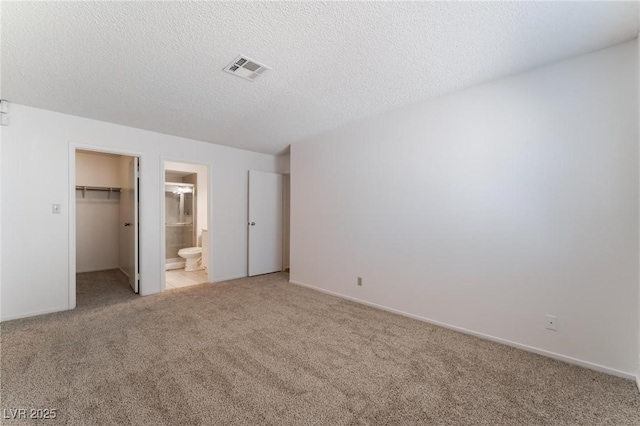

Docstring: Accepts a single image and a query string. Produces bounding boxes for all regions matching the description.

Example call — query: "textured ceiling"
[2,1,638,155]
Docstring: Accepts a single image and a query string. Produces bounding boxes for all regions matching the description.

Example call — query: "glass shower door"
[165,183,195,267]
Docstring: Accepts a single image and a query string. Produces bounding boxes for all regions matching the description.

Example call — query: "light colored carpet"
[1,270,639,425]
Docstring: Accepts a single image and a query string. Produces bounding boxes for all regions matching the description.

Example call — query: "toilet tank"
[201,229,209,270]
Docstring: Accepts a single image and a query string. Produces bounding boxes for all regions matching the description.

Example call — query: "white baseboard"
[76,266,120,274]
[1,306,68,322]
[212,274,247,283]
[289,279,635,380]
[636,368,639,392]
[118,267,129,278]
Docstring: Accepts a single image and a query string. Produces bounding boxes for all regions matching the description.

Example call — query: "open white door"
[122,157,139,292]
[248,170,283,276]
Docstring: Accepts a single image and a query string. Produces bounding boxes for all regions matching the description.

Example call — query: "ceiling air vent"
[223,55,271,81]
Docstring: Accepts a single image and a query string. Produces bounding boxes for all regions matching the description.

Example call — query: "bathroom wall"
[76,151,121,273]
[165,172,184,183]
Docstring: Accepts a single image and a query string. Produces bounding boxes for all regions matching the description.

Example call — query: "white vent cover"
[223,56,271,81]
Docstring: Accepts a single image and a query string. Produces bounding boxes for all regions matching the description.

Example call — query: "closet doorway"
[72,149,140,309]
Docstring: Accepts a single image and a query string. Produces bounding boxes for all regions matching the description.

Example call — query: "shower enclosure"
[165,182,195,269]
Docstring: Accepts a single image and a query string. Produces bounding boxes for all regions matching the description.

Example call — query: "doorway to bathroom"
[162,160,210,290]
[71,148,140,309]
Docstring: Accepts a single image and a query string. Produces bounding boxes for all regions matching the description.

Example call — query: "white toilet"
[178,247,202,272]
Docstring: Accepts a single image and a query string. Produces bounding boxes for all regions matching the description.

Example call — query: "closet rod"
[75,186,121,199]
[75,186,121,192]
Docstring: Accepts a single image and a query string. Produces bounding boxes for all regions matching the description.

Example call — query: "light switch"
[52,204,61,214]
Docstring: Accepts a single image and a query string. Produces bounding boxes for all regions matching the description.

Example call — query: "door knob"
[249,222,255,226]
[124,222,131,227]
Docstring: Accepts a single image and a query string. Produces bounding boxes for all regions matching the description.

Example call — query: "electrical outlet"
[545,314,558,331]
[357,277,363,286]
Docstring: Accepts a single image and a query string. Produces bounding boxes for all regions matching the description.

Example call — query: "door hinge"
[136,273,140,281]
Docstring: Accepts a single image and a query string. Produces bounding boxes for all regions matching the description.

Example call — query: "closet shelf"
[76,186,121,199]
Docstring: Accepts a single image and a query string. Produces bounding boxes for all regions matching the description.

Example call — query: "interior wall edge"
[0,110,3,323]
[637,27,640,393]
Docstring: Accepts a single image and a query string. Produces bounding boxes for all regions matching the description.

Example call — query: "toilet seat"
[178,247,202,256]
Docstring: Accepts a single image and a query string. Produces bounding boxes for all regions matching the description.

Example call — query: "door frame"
[281,171,291,273]
[159,156,213,291]
[68,143,144,310]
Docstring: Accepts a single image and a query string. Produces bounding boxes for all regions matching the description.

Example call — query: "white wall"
[0,113,2,321]
[0,0,4,321]
[637,31,640,390]
[282,174,290,270]
[0,0,3,319]
[1,104,277,320]
[291,39,639,377]
[76,151,121,273]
